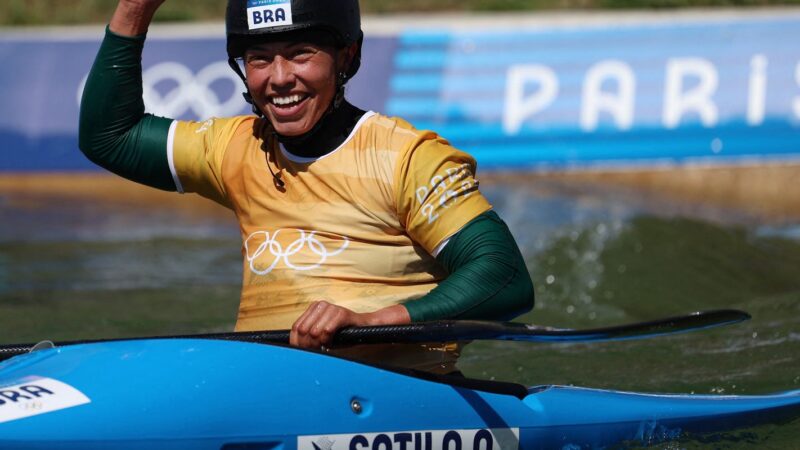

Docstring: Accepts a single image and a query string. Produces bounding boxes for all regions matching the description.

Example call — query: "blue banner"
[390,16,800,169]
[1,13,799,171]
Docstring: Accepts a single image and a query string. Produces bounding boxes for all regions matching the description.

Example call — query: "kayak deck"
[524,384,800,447]
[0,338,797,449]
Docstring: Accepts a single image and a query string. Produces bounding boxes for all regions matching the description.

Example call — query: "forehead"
[242,28,338,55]
[245,40,330,54]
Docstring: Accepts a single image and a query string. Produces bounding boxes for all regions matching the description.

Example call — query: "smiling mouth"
[268,94,308,108]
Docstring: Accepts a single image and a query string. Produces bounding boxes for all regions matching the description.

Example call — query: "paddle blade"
[504,309,752,343]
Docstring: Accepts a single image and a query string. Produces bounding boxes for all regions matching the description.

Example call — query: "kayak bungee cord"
[0,309,749,362]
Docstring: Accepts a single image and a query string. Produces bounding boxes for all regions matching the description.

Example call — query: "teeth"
[272,94,303,106]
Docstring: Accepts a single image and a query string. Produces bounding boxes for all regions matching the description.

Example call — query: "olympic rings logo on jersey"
[244,229,350,275]
[77,61,249,119]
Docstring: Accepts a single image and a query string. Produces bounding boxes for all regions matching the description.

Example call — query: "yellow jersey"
[168,111,491,369]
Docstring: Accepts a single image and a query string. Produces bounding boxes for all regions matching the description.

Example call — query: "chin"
[271,123,312,137]
[260,108,313,137]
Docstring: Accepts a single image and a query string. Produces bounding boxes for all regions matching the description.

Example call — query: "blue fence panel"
[390,17,800,169]
[1,14,799,171]
[0,33,395,171]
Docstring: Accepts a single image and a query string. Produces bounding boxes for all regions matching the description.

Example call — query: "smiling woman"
[241,38,349,137]
[76,0,534,373]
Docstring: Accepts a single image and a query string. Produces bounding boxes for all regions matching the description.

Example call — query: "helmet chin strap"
[227,58,263,117]
[226,57,347,146]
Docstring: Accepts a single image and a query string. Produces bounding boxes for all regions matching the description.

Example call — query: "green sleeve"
[78,27,176,191]
[403,210,535,321]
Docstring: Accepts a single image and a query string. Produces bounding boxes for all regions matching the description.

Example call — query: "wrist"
[109,1,161,37]
[365,304,411,326]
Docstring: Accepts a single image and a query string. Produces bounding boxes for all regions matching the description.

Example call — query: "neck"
[275,101,366,158]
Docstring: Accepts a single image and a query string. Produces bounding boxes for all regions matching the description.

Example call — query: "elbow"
[77,81,95,156]
[78,106,100,161]
[476,255,535,321]
[519,269,535,315]
[481,265,534,321]
[507,267,535,319]
[78,104,120,168]
[77,129,94,161]
[77,129,108,168]
[77,80,120,164]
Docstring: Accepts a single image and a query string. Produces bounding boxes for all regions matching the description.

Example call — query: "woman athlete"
[79,0,534,372]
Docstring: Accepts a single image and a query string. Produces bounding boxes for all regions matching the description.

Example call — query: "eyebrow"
[247,42,322,53]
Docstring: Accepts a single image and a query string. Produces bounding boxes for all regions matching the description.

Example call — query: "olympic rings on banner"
[77,61,248,119]
[244,229,350,276]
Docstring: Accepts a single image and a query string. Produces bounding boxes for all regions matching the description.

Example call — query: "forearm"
[78,25,174,190]
[404,211,534,322]
[361,304,411,326]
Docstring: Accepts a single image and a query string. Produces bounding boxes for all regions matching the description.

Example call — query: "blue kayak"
[0,338,797,449]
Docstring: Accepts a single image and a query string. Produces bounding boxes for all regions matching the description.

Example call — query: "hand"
[290,301,411,350]
[109,0,167,36]
[290,301,366,350]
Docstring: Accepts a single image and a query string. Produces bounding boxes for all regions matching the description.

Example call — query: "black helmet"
[226,0,363,80]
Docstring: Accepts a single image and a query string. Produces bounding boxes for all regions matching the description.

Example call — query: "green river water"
[0,176,798,448]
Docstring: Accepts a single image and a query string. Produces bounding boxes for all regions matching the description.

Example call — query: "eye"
[291,47,316,60]
[245,54,271,68]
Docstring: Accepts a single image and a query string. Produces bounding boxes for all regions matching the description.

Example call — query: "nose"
[269,56,295,89]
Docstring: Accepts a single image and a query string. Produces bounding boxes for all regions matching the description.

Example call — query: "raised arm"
[78,0,175,190]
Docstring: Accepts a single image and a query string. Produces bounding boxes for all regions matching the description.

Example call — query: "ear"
[336,42,359,74]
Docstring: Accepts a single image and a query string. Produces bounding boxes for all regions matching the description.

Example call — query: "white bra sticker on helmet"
[247,0,293,31]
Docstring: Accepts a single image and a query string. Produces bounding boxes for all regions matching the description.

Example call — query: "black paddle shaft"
[0,309,750,362]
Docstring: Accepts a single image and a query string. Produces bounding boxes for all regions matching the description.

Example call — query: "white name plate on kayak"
[299,427,520,450]
[0,377,91,423]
